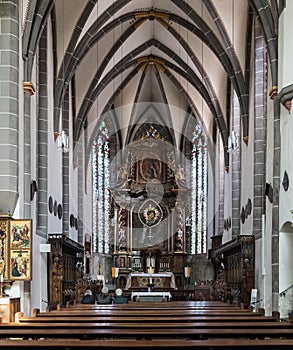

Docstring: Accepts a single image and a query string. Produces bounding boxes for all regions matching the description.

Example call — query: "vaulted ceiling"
[23,0,280,167]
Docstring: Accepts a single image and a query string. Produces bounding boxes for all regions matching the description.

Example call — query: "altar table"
[131,291,172,302]
[125,272,176,290]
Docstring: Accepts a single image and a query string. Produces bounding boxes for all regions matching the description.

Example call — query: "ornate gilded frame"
[9,219,32,281]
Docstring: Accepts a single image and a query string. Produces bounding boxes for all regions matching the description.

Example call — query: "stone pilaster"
[253,23,267,238]
[231,93,241,236]
[36,27,48,238]
[0,0,19,214]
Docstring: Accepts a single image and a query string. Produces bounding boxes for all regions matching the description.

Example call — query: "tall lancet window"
[92,121,110,254]
[191,124,207,254]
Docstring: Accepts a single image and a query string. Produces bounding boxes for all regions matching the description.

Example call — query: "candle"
[0,274,3,283]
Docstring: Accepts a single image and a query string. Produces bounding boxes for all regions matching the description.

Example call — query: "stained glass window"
[92,121,110,254]
[191,124,207,254]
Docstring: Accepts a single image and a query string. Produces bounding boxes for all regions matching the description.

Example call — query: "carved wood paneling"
[210,235,255,305]
[48,234,83,306]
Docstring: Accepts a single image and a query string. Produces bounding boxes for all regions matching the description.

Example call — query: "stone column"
[62,89,70,236]
[231,93,241,237]
[36,27,48,238]
[253,23,267,239]
[0,0,19,214]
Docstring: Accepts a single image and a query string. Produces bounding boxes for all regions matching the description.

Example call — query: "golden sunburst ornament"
[139,199,163,227]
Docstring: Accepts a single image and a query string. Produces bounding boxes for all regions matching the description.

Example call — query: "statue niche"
[140,248,162,273]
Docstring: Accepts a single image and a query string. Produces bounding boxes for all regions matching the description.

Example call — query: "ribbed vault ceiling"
[22,0,280,168]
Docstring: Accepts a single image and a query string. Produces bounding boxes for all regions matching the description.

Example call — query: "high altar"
[110,126,190,291]
[125,272,176,290]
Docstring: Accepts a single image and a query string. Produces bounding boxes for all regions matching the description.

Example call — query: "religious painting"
[9,219,32,281]
[0,218,10,280]
[10,219,31,249]
[9,249,31,281]
[139,158,162,181]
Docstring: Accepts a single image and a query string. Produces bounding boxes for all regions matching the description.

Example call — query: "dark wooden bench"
[0,326,293,340]
[35,309,262,317]
[66,300,241,310]
[18,315,279,323]
[25,304,278,324]
[5,320,293,330]
[0,339,293,350]
[0,301,288,348]
[0,338,293,349]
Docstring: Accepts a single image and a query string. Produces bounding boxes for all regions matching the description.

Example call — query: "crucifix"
[147,227,153,241]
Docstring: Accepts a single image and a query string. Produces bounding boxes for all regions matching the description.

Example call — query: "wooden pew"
[5,320,293,330]
[41,300,252,313]
[26,304,278,324]
[0,301,289,348]
[65,304,242,311]
[19,315,279,323]
[1,326,293,340]
[0,339,293,350]
[66,300,241,310]
[0,338,293,349]
[35,309,263,317]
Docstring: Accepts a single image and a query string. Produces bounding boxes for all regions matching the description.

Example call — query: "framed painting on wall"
[9,249,31,280]
[10,219,31,249]
[9,219,32,281]
[139,157,162,181]
[0,218,10,280]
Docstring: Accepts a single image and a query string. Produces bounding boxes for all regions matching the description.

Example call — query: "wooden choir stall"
[48,233,88,307]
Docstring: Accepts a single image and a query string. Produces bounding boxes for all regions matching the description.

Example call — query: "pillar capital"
[23,82,35,95]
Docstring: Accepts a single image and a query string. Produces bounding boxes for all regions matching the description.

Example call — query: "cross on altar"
[147,227,153,240]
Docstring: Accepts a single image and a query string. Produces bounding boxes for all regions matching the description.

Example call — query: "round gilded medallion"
[138,199,163,227]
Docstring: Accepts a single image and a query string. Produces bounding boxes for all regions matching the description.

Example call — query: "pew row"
[5,321,293,330]
[18,315,279,323]
[0,339,293,349]
[0,326,293,340]
[65,300,242,310]
[34,309,265,317]
[0,300,286,348]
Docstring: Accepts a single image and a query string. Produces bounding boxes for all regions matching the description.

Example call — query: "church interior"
[1,0,293,347]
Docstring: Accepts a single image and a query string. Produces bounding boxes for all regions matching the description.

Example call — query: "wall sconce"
[227,130,239,153]
[57,130,69,153]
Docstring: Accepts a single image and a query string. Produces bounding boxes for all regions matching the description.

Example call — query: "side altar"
[125,272,176,290]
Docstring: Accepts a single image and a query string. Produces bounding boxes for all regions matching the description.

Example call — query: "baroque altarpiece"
[109,126,190,291]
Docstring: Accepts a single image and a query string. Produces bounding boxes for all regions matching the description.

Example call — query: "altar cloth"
[131,291,172,301]
[125,272,176,290]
